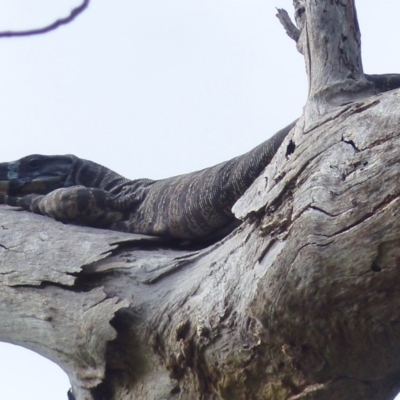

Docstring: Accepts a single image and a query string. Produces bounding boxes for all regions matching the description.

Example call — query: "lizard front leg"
[0,186,128,229]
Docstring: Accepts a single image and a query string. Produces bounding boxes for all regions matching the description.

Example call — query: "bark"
[1,1,400,399]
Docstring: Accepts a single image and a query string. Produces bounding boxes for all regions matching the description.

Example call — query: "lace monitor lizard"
[0,74,399,240]
[0,121,295,240]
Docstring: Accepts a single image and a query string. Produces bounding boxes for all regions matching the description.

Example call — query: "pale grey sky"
[0,1,399,399]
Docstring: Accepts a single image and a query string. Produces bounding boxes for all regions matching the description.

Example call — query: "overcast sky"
[0,1,399,399]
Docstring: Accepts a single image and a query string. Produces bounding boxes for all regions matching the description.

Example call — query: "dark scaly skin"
[365,74,400,94]
[0,121,295,240]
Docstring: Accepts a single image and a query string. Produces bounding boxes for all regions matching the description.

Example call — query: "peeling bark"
[1,1,400,399]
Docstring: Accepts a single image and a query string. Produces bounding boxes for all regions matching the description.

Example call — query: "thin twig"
[0,0,90,38]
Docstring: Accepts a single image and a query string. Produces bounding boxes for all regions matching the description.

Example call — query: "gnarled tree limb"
[1,1,400,399]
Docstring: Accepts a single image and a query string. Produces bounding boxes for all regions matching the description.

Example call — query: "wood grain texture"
[0,207,157,286]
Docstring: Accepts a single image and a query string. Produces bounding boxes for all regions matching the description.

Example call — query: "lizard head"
[0,154,74,195]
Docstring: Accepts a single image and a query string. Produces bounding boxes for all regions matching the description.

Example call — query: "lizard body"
[0,121,295,240]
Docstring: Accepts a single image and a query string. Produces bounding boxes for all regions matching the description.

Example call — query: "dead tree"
[1,1,400,399]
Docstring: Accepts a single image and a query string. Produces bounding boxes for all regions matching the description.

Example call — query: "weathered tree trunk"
[1,1,400,399]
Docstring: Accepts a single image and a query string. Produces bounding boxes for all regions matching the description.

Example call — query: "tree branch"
[0,0,90,38]
[276,8,300,43]
[303,0,373,118]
